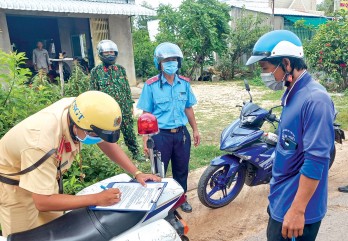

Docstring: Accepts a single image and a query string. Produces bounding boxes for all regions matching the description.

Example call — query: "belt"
[160,126,185,133]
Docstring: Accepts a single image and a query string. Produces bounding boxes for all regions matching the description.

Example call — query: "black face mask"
[102,55,116,65]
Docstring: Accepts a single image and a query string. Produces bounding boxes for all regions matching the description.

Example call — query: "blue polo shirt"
[137,74,197,129]
[269,71,335,224]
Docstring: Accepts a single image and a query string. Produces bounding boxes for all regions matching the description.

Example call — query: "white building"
[0,0,155,86]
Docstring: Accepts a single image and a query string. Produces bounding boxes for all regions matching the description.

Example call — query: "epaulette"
[179,75,190,82]
[145,75,160,85]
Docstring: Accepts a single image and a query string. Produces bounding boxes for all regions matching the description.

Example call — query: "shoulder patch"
[146,75,160,85]
[179,75,190,82]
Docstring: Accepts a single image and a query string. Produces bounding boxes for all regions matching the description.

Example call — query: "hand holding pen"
[95,185,122,206]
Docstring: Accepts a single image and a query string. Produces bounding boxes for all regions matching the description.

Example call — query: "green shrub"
[0,50,60,137]
[64,62,90,97]
[304,10,348,91]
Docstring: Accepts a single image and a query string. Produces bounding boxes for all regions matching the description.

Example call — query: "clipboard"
[90,182,167,212]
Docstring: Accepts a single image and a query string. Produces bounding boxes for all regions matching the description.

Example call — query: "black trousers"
[152,126,191,193]
[267,208,321,241]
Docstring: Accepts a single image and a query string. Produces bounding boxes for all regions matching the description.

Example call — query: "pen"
[292,237,296,241]
[100,185,108,190]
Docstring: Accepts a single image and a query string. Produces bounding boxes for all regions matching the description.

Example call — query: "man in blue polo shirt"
[137,42,200,213]
[246,30,335,241]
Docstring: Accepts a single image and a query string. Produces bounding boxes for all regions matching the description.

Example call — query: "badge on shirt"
[64,142,72,152]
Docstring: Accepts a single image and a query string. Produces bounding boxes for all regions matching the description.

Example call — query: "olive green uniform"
[90,64,140,158]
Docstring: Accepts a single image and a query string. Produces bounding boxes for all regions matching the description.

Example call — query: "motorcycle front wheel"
[197,165,246,209]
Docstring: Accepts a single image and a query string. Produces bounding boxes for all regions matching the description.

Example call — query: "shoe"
[338,185,348,193]
[180,201,192,213]
[132,154,146,162]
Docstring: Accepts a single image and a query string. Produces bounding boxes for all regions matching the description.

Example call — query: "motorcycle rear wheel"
[197,165,246,209]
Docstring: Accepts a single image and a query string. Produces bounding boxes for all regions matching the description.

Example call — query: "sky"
[135,0,325,8]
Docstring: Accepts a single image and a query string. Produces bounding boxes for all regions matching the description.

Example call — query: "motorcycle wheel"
[329,145,336,169]
[197,165,246,209]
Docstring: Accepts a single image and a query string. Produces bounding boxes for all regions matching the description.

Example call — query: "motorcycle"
[0,114,189,241]
[197,79,345,209]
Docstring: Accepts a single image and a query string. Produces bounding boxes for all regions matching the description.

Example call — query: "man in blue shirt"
[246,30,335,241]
[137,42,200,213]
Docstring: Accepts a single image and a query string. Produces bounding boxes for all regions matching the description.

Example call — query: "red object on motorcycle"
[137,113,159,135]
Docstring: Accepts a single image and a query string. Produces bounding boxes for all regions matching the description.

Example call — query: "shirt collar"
[281,70,311,106]
[161,74,181,85]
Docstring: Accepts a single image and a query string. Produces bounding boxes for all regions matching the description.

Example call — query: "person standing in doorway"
[137,42,201,213]
[32,41,51,73]
[90,40,145,162]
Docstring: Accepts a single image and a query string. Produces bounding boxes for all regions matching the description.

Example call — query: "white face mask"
[260,64,284,91]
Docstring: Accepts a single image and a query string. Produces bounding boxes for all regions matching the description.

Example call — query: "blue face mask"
[162,61,178,75]
[76,132,103,145]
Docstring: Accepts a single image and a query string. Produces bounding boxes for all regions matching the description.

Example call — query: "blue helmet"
[246,30,304,66]
[154,42,183,70]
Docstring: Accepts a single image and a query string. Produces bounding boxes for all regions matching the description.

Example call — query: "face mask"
[103,55,116,65]
[76,132,103,145]
[260,64,284,91]
[162,61,178,75]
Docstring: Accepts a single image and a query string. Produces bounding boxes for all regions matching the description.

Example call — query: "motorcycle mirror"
[244,79,251,91]
[243,79,252,102]
[269,105,282,113]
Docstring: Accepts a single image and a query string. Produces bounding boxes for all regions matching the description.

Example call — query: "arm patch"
[145,75,160,85]
[179,75,190,82]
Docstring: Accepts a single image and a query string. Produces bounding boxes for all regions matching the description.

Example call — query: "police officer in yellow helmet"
[0,91,160,237]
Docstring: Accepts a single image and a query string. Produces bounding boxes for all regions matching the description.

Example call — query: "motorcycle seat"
[8,208,146,241]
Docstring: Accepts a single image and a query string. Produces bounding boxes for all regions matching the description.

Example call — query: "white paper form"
[92,182,167,211]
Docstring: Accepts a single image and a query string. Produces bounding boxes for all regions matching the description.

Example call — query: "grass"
[331,94,348,130]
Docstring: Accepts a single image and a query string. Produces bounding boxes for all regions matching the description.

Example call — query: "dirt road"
[178,83,348,241]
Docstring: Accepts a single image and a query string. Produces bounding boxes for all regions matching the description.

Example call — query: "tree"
[156,0,231,78]
[222,9,269,79]
[317,0,334,16]
[304,10,348,91]
[131,2,158,80]
[132,29,158,79]
[132,2,156,31]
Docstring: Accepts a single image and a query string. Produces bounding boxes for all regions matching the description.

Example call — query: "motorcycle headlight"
[241,115,257,124]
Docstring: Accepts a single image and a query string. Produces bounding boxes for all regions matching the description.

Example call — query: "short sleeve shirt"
[0,98,81,195]
[137,74,197,129]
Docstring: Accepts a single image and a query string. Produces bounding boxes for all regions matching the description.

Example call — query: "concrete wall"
[57,18,92,61]
[0,11,11,52]
[274,0,317,11]
[231,7,284,30]
[108,15,136,86]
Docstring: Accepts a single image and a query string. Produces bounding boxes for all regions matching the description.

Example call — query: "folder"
[90,182,167,212]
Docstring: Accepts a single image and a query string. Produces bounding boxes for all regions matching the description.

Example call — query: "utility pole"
[271,0,275,30]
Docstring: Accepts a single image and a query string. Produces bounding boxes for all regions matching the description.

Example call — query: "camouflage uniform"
[90,64,140,157]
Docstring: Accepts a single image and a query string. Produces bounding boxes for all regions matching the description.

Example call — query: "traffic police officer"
[0,91,159,237]
[90,40,145,161]
[137,42,201,213]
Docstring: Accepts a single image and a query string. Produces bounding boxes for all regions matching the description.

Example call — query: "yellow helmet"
[69,91,122,143]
